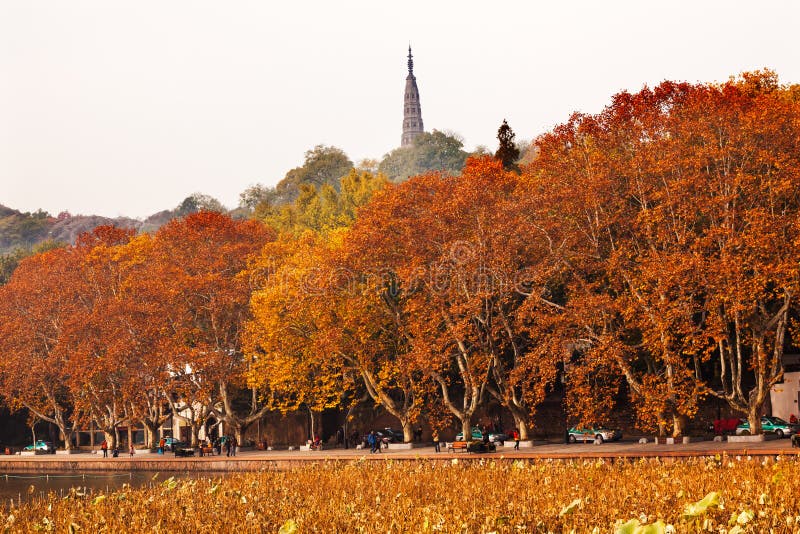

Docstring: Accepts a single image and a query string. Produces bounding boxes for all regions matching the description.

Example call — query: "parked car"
[455,427,506,443]
[567,426,622,444]
[736,416,799,438]
[376,428,404,444]
[23,440,56,453]
[163,437,188,452]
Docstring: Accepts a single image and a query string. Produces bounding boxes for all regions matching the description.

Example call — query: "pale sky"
[2,1,799,219]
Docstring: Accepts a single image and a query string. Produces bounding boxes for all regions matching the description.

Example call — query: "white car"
[567,426,622,443]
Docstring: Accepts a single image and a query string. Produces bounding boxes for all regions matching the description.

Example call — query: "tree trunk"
[401,421,413,443]
[511,412,529,441]
[358,367,416,443]
[25,402,74,451]
[103,431,116,449]
[461,419,472,441]
[142,420,160,448]
[307,407,322,442]
[189,425,200,447]
[672,413,687,438]
[747,405,763,435]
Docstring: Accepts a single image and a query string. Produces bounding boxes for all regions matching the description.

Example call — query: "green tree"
[176,193,227,217]
[274,145,354,203]
[378,130,469,182]
[494,119,520,171]
[260,170,387,234]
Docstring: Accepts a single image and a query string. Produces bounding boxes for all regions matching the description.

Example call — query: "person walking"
[129,444,135,457]
[100,440,108,458]
[367,431,376,454]
[513,428,520,450]
[158,437,165,455]
[229,436,237,457]
[432,429,440,453]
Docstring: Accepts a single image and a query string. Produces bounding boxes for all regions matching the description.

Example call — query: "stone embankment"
[0,438,797,472]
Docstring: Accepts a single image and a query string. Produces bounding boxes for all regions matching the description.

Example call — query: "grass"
[3,454,800,533]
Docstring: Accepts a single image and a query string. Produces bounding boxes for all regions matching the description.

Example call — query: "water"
[0,471,217,507]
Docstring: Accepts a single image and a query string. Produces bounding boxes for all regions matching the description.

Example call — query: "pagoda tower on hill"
[401,46,424,147]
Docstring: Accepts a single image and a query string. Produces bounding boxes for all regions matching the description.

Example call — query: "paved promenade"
[0,437,798,472]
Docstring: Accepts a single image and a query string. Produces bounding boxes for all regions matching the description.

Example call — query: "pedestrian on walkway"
[129,444,135,457]
[432,429,440,453]
[100,440,108,458]
[367,431,376,454]
[513,428,520,450]
[229,435,237,456]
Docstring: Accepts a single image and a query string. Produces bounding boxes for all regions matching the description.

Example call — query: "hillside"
[0,205,145,253]
[0,191,244,256]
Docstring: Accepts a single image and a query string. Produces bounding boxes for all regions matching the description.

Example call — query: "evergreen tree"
[494,119,520,171]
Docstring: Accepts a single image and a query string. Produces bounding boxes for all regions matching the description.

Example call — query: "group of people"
[99,439,137,457]
[365,430,385,453]
[150,435,238,456]
[223,435,238,456]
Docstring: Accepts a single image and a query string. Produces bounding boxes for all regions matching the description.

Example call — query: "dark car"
[455,427,506,444]
[377,428,404,444]
[163,437,188,452]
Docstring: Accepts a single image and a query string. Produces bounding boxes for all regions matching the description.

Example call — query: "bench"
[198,446,214,456]
[448,441,469,453]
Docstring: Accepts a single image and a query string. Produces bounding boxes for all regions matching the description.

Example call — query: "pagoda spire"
[401,46,424,147]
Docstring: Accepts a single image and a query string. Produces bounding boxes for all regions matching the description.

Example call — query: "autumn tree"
[347,158,562,439]
[62,227,141,449]
[0,240,63,285]
[682,72,800,434]
[0,247,83,449]
[529,88,712,436]
[244,233,349,440]
[246,170,414,438]
[147,211,274,445]
[528,71,800,436]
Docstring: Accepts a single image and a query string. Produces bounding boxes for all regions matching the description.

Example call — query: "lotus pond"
[2,455,800,533]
